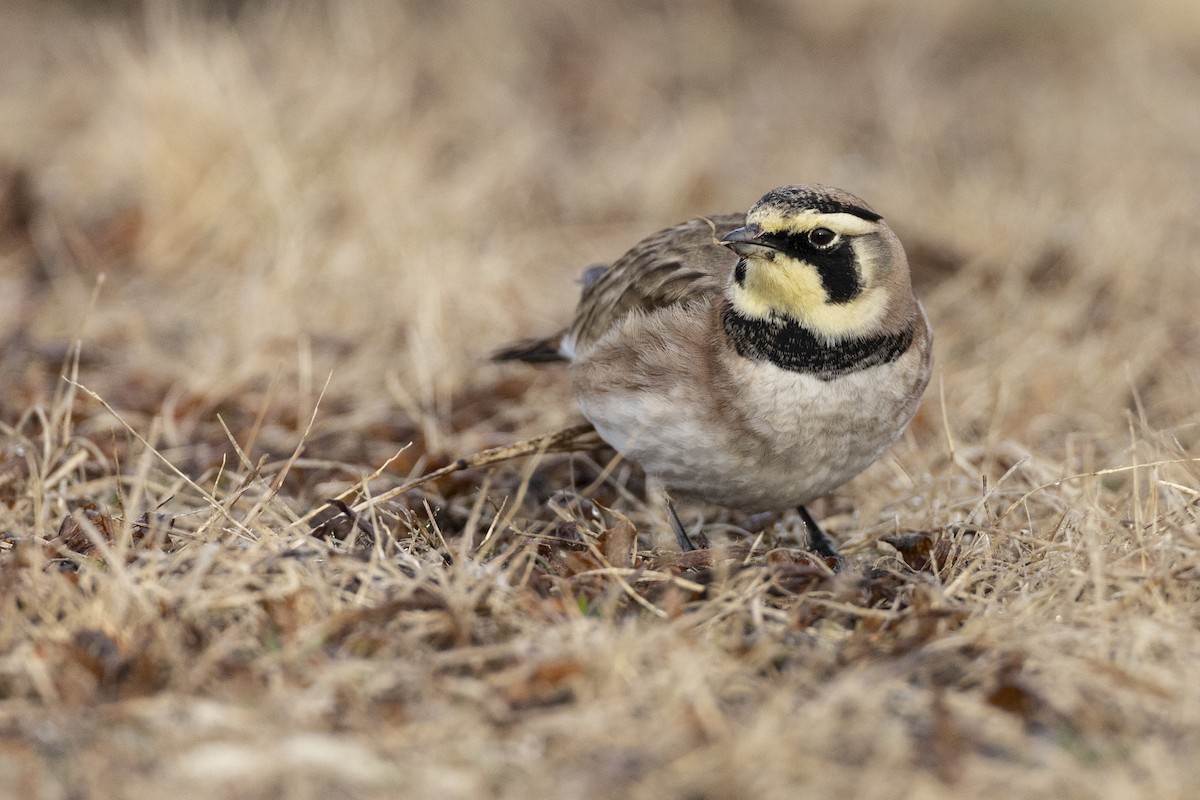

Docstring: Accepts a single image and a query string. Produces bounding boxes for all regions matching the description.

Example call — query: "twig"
[316,423,603,523]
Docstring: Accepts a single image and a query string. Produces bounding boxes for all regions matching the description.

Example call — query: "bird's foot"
[797,504,843,570]
[666,497,696,552]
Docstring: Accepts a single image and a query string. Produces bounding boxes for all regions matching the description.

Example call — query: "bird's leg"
[797,504,841,562]
[666,497,696,552]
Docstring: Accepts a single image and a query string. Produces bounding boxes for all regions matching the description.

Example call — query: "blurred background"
[0,0,1197,472]
[2,4,1200,796]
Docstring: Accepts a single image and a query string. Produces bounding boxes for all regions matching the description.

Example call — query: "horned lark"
[495,184,932,558]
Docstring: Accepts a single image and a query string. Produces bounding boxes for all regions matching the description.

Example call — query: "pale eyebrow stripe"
[752,209,879,236]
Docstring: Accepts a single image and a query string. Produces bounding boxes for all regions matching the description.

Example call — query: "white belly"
[578,349,926,512]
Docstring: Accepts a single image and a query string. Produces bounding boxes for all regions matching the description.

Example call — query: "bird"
[493,184,932,560]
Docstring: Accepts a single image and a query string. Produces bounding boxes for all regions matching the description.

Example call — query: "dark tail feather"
[491,335,568,364]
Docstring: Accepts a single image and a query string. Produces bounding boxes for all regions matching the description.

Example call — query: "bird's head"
[721,184,911,341]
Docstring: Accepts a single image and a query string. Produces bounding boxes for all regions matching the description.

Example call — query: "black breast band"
[721,305,914,381]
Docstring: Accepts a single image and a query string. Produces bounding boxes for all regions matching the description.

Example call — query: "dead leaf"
[882,533,935,571]
[562,549,605,578]
[597,511,637,568]
[499,658,586,710]
[857,568,906,608]
[52,504,117,555]
[549,520,589,551]
[986,658,1045,724]
[765,548,828,594]
[51,504,175,557]
[62,627,164,701]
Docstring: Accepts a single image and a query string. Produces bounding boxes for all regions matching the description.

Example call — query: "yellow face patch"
[728,240,890,340]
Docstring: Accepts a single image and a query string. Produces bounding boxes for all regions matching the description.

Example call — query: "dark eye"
[807,227,838,249]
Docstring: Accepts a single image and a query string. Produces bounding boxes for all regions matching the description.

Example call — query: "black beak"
[720,226,779,256]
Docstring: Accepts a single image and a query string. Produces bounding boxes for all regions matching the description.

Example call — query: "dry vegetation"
[1,1,1199,797]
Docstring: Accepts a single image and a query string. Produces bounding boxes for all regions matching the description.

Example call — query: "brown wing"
[491,213,744,364]
[566,213,745,354]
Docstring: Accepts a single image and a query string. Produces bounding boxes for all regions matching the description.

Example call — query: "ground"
[1,1,1199,798]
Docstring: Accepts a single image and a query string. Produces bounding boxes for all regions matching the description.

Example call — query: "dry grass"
[2,1,1200,797]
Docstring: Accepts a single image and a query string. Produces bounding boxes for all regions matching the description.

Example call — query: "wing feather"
[491,212,744,364]
[566,213,744,354]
